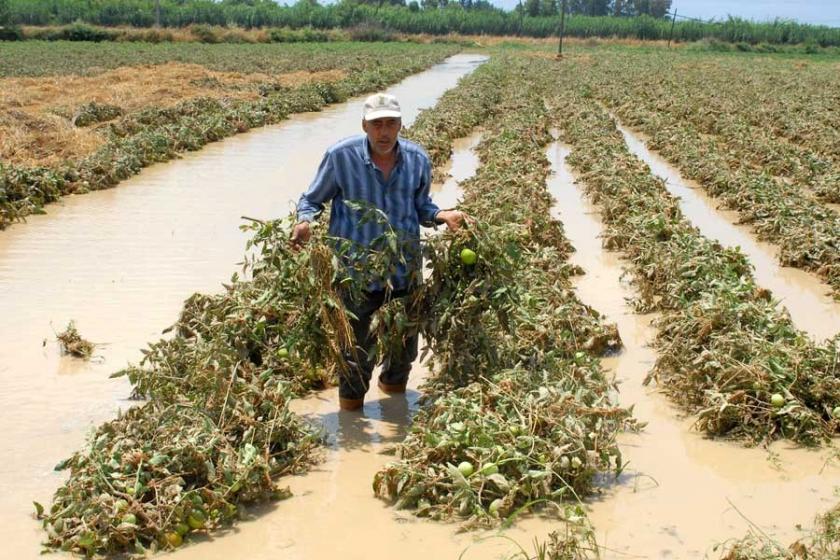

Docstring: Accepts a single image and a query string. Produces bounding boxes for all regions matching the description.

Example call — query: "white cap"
[363,93,401,121]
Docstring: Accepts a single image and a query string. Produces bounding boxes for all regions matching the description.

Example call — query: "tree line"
[2,0,839,46]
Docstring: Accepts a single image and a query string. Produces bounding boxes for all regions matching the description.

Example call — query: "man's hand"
[436,210,473,231]
[290,221,312,250]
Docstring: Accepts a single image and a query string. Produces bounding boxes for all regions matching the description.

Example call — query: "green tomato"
[187,510,206,530]
[832,406,840,419]
[175,522,190,537]
[460,248,477,266]
[559,456,571,470]
[121,513,137,525]
[165,532,183,548]
[276,348,289,359]
[114,499,129,512]
[770,393,785,408]
[480,462,499,476]
[488,499,503,516]
[457,461,474,477]
[571,456,583,469]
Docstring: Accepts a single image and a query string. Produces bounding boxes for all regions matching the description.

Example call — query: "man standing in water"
[290,93,469,411]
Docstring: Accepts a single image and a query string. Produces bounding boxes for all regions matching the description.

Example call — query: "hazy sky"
[489,0,840,26]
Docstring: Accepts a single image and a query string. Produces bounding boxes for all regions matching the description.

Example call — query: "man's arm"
[415,157,442,227]
[414,155,471,231]
[292,150,338,247]
[297,150,338,223]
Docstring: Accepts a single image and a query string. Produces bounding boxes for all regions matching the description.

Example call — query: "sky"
[490,0,840,27]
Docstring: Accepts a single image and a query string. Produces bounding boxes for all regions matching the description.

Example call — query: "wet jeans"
[339,287,418,400]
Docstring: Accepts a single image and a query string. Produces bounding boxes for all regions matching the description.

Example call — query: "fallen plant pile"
[56,320,95,359]
[548,64,840,446]
[373,57,632,553]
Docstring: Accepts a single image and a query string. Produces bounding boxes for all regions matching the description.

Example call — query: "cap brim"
[364,109,402,121]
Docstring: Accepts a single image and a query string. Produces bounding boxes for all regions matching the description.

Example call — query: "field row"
[376,57,631,557]
[566,51,840,297]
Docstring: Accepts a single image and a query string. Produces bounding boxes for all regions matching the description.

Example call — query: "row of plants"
[0,44,458,230]
[4,21,432,43]
[578,52,840,202]
[372,56,634,560]
[544,60,840,446]
[0,41,450,78]
[566,53,840,297]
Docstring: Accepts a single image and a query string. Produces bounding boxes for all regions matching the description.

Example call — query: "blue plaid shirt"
[296,135,442,291]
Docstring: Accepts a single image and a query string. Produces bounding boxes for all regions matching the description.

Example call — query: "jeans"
[339,287,419,400]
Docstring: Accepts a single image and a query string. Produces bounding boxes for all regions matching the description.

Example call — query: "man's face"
[363,117,401,156]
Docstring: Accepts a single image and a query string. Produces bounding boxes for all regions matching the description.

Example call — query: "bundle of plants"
[374,358,631,527]
[119,217,361,399]
[550,83,840,445]
[717,501,839,560]
[56,320,96,359]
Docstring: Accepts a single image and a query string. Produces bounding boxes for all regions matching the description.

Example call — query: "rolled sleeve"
[297,150,338,223]
[414,157,441,227]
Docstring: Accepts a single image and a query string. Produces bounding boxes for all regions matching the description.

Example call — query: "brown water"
[613,121,840,343]
[0,54,504,559]
[546,140,840,559]
[430,132,482,210]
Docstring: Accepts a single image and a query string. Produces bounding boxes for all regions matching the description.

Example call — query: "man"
[291,92,468,411]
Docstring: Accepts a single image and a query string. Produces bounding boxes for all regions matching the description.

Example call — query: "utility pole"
[155,0,160,28]
[557,0,567,56]
[668,9,677,47]
[517,0,524,37]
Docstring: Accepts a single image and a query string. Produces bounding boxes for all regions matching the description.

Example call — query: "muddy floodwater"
[546,139,840,559]
[614,120,840,343]
[3,53,838,560]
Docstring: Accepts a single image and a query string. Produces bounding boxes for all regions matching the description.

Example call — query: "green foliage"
[6,0,840,45]
[0,0,10,25]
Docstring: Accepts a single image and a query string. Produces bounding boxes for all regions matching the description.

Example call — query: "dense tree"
[0,0,10,25]
[633,0,670,17]
[567,0,610,16]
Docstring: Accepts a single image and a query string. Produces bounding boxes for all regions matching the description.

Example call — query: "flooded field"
[545,140,840,559]
[3,47,838,560]
[614,121,840,343]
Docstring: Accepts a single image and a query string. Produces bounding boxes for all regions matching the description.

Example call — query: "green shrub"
[53,21,117,42]
[190,24,220,44]
[0,25,22,40]
[348,22,396,42]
